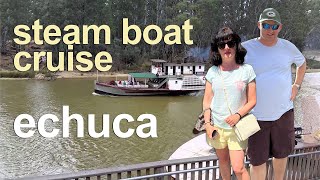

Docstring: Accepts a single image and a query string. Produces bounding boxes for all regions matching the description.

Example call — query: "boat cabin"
[150,59,205,76]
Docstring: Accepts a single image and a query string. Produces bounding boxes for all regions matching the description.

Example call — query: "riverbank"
[55,71,128,79]
[0,71,129,80]
[1,69,320,80]
[1,57,320,79]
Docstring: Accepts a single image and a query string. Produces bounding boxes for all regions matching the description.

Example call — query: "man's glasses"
[217,40,236,49]
[262,23,280,30]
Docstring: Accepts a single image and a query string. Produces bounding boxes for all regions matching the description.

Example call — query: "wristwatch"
[293,83,301,90]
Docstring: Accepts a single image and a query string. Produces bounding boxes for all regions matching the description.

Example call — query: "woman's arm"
[203,81,217,138]
[203,81,213,123]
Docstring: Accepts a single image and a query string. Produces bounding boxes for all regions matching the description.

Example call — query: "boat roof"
[150,59,167,63]
[164,63,205,66]
[150,59,205,66]
[129,72,158,78]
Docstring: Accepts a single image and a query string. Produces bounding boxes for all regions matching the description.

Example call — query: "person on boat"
[203,27,256,180]
[242,8,306,180]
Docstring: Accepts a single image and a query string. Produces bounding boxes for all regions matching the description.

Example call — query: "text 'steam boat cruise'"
[94,59,206,96]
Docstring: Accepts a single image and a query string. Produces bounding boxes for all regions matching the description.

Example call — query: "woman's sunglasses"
[217,40,236,49]
[262,23,280,30]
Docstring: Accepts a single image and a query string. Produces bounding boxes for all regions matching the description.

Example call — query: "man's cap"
[259,8,281,24]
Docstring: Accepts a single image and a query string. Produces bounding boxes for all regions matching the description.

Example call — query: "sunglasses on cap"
[262,23,280,30]
[217,40,236,49]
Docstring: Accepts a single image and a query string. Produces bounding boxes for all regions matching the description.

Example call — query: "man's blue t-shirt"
[242,38,305,121]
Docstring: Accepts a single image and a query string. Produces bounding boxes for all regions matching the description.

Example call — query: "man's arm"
[291,61,307,100]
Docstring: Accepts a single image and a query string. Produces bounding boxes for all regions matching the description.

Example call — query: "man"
[242,8,307,180]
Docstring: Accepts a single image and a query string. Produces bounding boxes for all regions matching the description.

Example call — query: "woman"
[203,27,256,180]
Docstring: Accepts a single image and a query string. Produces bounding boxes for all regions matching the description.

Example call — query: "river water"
[1,74,319,179]
[0,78,203,178]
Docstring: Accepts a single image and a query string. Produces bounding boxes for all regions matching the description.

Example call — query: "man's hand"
[290,84,299,101]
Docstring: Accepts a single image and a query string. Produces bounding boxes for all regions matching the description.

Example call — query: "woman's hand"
[225,114,241,127]
[205,124,218,139]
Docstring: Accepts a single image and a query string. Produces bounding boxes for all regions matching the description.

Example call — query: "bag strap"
[218,66,233,116]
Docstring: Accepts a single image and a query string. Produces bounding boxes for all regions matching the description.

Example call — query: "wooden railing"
[20,143,320,180]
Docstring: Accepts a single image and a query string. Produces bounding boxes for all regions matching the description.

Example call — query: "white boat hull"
[94,81,203,96]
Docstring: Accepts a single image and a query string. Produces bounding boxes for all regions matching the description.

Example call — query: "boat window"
[199,66,201,69]
[175,81,178,84]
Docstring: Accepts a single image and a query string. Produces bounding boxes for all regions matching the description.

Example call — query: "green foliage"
[0,0,319,71]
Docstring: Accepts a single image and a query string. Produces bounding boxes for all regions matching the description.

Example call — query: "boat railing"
[115,80,149,88]
[182,75,204,87]
[20,142,320,180]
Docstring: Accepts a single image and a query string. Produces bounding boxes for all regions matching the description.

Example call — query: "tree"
[305,0,320,49]
[0,0,33,54]
[0,0,317,70]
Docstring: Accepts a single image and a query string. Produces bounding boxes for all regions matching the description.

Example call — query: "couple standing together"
[203,8,307,180]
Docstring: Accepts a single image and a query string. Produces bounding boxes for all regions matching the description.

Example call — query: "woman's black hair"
[210,27,247,66]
